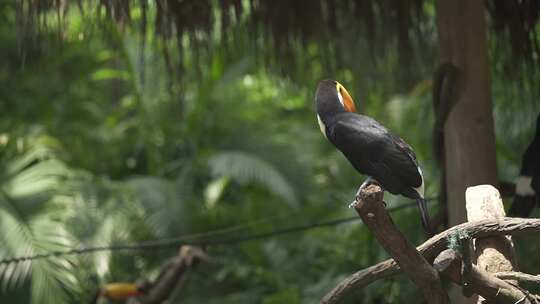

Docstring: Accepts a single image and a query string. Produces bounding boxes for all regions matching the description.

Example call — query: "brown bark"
[495,272,540,285]
[436,3,498,301]
[351,184,448,303]
[434,249,532,304]
[321,217,540,304]
[129,246,208,304]
[436,1,498,226]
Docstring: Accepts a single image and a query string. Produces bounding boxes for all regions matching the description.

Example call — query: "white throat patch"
[317,115,327,139]
[337,91,345,108]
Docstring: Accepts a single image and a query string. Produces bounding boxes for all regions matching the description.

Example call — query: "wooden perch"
[321,217,540,304]
[322,184,540,304]
[494,272,540,285]
[434,249,532,304]
[128,245,208,304]
[351,184,448,303]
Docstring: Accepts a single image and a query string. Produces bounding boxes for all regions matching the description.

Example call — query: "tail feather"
[416,197,432,235]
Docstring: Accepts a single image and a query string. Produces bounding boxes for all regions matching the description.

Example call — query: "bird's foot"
[355,177,374,196]
[348,197,360,209]
[349,177,382,208]
[349,194,387,208]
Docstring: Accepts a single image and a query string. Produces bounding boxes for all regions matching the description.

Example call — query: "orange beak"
[336,82,357,113]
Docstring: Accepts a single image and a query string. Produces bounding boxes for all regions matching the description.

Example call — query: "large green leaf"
[125,176,188,237]
[0,136,79,304]
[209,151,298,207]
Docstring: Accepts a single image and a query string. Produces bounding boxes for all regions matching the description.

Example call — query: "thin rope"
[0,199,431,265]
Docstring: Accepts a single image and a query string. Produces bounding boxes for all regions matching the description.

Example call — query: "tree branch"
[434,249,533,304]
[350,184,448,303]
[131,246,208,304]
[321,218,540,304]
[460,237,475,297]
[495,272,540,285]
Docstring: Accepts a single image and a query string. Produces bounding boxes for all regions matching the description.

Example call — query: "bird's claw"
[348,196,361,208]
[349,194,387,209]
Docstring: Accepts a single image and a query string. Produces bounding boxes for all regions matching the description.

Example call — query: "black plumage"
[315,79,431,233]
[508,114,540,217]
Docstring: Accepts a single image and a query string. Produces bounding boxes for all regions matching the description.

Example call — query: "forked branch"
[322,216,540,303]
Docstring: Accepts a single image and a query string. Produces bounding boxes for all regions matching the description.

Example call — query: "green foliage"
[1,2,538,304]
[0,135,79,303]
[209,151,298,207]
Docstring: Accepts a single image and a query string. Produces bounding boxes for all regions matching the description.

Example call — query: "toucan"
[315,79,431,233]
[508,114,540,217]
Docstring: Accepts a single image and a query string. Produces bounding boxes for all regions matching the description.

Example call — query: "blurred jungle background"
[1,1,540,303]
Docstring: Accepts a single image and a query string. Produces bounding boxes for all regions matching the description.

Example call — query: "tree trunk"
[436,1,497,226]
[436,1,498,302]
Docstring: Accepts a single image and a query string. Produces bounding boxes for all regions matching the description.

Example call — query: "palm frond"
[125,176,187,237]
[29,215,79,304]
[0,135,79,304]
[0,199,79,303]
[209,151,298,207]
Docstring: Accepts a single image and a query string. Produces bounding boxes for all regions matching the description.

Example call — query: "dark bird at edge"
[508,114,540,218]
[315,79,432,234]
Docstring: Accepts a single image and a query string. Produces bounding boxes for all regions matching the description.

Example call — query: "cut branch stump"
[465,185,521,303]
